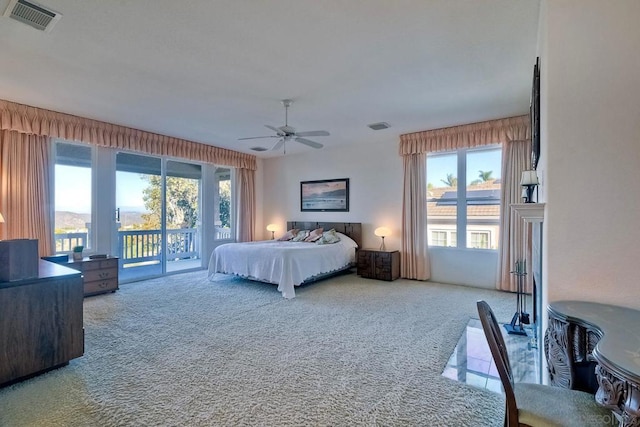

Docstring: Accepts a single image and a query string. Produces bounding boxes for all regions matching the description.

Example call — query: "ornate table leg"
[622,382,640,427]
[545,316,573,388]
[596,363,640,427]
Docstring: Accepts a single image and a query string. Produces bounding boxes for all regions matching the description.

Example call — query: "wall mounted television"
[531,57,540,170]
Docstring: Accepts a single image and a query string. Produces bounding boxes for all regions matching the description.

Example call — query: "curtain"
[0,99,256,171]
[496,139,533,292]
[235,168,255,242]
[398,115,530,284]
[401,153,430,280]
[399,115,529,154]
[0,130,53,256]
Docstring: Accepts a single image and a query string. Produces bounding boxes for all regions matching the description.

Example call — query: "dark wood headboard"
[287,221,362,248]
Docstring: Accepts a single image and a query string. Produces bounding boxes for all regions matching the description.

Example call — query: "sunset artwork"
[300,179,349,212]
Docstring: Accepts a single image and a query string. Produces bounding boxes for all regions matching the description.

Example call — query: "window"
[427,146,501,250]
[54,142,93,252]
[214,168,232,240]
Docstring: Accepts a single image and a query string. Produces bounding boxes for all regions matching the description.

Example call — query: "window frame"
[427,144,501,251]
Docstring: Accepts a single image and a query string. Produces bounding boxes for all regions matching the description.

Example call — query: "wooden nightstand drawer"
[357,249,400,281]
[84,278,118,295]
[83,268,117,282]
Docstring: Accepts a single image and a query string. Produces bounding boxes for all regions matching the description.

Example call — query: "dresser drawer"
[84,278,118,295]
[82,258,118,271]
[83,268,117,282]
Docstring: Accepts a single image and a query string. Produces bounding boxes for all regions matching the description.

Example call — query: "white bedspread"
[208,240,355,299]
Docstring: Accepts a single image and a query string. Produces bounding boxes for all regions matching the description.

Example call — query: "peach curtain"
[399,115,529,154]
[497,139,533,292]
[401,153,430,280]
[0,130,53,256]
[235,168,255,242]
[0,99,257,171]
[1,98,258,243]
[398,115,530,283]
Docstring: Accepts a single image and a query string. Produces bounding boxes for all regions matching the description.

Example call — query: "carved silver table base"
[545,301,640,427]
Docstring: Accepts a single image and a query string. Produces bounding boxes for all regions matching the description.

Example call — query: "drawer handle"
[98,282,108,288]
[99,272,111,279]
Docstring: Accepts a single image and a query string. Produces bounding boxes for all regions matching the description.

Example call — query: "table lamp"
[520,170,539,203]
[374,227,391,251]
[266,224,278,240]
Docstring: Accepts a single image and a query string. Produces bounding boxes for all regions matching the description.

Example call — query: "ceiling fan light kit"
[239,99,329,153]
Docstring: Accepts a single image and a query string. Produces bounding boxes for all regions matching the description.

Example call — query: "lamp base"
[522,184,537,203]
[379,236,386,251]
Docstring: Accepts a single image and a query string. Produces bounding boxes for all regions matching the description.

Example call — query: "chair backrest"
[476,300,519,426]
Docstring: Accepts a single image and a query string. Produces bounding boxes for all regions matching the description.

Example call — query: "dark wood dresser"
[357,249,400,281]
[65,256,119,297]
[0,260,84,387]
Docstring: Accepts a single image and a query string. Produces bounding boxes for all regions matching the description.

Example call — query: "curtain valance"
[0,99,256,170]
[399,115,530,155]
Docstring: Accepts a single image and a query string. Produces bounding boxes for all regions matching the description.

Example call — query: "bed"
[208,222,362,298]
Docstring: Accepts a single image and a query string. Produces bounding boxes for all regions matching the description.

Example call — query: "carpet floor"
[0,270,514,426]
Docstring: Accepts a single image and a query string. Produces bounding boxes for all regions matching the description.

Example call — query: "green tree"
[440,173,458,187]
[470,170,494,186]
[141,175,199,230]
[218,179,231,228]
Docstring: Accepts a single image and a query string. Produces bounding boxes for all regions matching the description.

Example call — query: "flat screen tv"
[531,57,540,170]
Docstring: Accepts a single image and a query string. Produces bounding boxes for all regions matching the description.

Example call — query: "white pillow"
[335,232,358,249]
[316,229,341,245]
[291,230,310,242]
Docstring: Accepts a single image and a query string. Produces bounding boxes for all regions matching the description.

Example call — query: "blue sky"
[55,166,148,213]
[427,148,501,187]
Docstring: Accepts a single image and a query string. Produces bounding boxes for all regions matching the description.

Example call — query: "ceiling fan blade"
[295,130,330,137]
[271,139,285,151]
[265,125,285,135]
[295,137,323,149]
[238,135,279,141]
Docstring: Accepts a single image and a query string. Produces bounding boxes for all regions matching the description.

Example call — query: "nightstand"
[357,249,400,281]
[64,256,119,297]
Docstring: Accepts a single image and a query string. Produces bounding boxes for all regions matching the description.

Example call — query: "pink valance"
[0,99,257,170]
[399,115,530,155]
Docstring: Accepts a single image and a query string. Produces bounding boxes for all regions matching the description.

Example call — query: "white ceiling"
[0,0,540,158]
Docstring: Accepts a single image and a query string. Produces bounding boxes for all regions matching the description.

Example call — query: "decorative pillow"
[277,228,299,241]
[303,227,324,242]
[316,229,341,245]
[291,230,310,242]
[335,232,358,249]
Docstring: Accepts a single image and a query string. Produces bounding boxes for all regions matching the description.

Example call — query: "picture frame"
[300,178,349,212]
[531,57,540,170]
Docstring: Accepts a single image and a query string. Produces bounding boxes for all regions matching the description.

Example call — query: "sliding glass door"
[115,153,201,281]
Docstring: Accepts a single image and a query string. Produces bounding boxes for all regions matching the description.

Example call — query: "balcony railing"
[55,226,231,264]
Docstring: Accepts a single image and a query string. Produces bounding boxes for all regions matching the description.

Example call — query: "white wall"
[260,139,403,251]
[542,0,640,309]
[259,138,498,288]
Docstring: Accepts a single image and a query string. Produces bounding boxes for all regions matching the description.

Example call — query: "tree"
[141,175,199,230]
[218,179,231,228]
[440,173,458,187]
[470,170,494,186]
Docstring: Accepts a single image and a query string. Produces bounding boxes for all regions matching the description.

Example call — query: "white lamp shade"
[520,170,539,185]
[374,227,391,237]
[266,224,278,232]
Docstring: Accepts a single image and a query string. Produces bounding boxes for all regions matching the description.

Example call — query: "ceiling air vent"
[250,147,268,152]
[367,122,390,131]
[3,0,62,32]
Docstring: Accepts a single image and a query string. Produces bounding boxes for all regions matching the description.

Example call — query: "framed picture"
[300,178,349,212]
[531,57,540,170]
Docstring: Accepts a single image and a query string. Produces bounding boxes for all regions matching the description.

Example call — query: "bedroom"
[2,0,640,425]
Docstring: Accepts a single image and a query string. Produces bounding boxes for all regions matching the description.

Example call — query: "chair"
[476,300,615,427]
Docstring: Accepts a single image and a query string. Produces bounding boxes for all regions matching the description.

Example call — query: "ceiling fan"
[239,99,329,152]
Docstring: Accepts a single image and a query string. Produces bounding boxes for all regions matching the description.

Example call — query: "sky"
[427,148,501,187]
[55,166,148,213]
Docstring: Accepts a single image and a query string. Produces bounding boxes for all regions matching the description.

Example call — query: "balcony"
[54,227,231,277]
